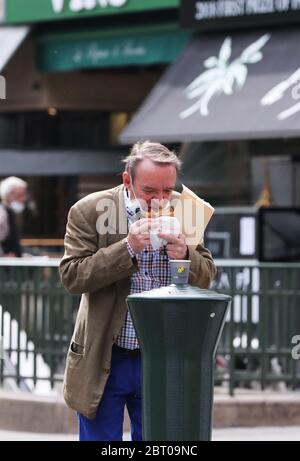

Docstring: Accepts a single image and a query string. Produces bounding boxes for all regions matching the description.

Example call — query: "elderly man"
[0,176,27,257]
[60,141,216,441]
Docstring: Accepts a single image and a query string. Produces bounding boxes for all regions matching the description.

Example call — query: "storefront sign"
[37,26,189,71]
[180,0,300,28]
[6,0,179,23]
[51,0,128,14]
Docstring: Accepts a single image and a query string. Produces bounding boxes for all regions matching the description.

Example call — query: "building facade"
[0,0,188,243]
[0,0,299,251]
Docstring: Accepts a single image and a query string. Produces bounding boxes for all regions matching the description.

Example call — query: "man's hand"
[158,233,188,260]
[127,218,153,254]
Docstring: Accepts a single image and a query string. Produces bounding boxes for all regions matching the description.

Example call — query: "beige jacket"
[59,184,217,419]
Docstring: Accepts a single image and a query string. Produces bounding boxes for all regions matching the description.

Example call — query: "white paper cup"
[169,260,191,284]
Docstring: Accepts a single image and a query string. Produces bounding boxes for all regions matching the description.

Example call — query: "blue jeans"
[78,344,142,441]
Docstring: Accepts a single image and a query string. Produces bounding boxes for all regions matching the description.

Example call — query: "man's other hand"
[127,218,154,254]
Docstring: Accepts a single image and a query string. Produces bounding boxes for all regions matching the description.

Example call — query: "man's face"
[123,158,177,211]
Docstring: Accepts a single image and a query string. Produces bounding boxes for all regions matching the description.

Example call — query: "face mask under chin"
[10,201,25,214]
[126,182,145,221]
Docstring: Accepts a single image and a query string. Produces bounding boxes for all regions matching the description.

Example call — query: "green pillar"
[127,277,231,441]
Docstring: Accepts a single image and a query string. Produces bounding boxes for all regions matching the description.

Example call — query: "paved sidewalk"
[0,426,300,441]
[213,426,300,441]
[2,388,300,434]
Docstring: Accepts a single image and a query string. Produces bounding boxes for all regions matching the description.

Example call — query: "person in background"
[0,176,28,257]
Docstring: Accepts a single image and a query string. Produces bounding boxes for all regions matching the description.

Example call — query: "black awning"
[120,27,300,144]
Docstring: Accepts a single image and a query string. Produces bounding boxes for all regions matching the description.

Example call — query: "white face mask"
[10,201,25,214]
[126,177,147,221]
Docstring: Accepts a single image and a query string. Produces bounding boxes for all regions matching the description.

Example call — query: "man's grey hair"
[0,176,27,200]
[123,140,181,180]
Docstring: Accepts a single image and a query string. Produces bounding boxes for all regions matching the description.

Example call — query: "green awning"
[36,23,190,72]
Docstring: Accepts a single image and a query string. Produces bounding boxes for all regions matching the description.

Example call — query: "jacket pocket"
[70,340,85,357]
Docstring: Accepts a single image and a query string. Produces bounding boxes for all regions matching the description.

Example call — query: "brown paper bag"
[173,184,214,249]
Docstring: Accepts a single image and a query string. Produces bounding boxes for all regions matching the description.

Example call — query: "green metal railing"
[0,258,299,394]
[213,260,300,395]
[0,258,79,392]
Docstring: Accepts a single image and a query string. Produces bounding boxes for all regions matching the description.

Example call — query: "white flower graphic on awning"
[261,68,300,120]
[180,33,271,119]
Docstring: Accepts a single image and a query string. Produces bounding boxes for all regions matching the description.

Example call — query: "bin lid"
[127,284,231,301]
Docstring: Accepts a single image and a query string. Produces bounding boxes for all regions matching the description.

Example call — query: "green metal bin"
[127,277,231,441]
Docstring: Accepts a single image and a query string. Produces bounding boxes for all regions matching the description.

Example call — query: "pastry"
[145,206,174,219]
